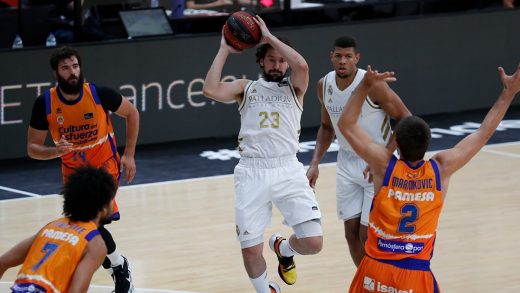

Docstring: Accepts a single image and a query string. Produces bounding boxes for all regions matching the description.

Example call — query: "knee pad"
[293,219,323,238]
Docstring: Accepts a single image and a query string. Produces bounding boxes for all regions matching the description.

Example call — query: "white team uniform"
[234,77,321,244]
[322,69,391,225]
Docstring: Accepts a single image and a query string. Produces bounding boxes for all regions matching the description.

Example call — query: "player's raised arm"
[253,15,309,100]
[433,64,520,180]
[338,66,396,177]
[203,29,250,103]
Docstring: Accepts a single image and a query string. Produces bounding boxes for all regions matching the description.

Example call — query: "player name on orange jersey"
[391,177,433,190]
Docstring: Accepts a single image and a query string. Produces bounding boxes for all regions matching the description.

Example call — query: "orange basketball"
[223,11,262,51]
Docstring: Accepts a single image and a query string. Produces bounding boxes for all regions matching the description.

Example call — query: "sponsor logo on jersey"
[377,238,424,254]
[41,229,80,246]
[387,189,435,202]
[84,112,94,120]
[325,104,344,115]
[58,123,99,145]
[12,283,47,293]
[364,276,376,291]
[363,276,414,293]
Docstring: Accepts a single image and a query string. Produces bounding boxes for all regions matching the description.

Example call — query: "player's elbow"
[294,60,309,75]
[337,119,353,141]
[27,145,37,159]
[202,83,216,99]
[337,116,348,133]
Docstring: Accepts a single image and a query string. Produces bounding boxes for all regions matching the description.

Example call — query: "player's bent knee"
[241,242,264,263]
[294,219,323,254]
[303,236,323,254]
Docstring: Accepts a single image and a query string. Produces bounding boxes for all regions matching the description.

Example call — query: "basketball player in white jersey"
[306,36,410,267]
[203,16,322,293]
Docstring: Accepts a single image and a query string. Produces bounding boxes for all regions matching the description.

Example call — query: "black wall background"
[0,8,519,159]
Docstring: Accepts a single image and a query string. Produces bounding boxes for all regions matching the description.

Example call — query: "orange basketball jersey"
[366,155,443,262]
[44,83,120,176]
[12,218,99,293]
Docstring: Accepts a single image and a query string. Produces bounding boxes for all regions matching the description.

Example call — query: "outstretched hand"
[362,65,397,87]
[498,64,520,95]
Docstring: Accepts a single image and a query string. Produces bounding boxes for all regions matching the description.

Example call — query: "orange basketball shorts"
[349,256,440,293]
[61,157,121,220]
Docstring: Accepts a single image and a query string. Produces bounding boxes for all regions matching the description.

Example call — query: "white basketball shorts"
[336,148,374,226]
[234,155,321,243]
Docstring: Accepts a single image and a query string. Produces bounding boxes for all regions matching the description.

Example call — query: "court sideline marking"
[0,186,41,197]
[1,141,519,203]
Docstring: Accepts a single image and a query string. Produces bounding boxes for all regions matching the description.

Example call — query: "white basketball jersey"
[323,69,391,152]
[238,77,302,158]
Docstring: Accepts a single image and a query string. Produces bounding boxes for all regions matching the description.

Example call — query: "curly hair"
[50,46,82,71]
[61,166,117,222]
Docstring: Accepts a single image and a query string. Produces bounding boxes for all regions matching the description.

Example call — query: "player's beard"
[57,72,84,95]
[100,214,113,225]
[262,69,285,82]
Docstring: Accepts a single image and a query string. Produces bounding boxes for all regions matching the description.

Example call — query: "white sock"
[250,270,270,293]
[107,251,124,267]
[279,238,300,257]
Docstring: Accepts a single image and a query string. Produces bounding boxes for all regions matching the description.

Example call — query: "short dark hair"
[395,116,431,161]
[256,36,292,65]
[333,36,358,52]
[50,46,82,71]
[62,166,117,222]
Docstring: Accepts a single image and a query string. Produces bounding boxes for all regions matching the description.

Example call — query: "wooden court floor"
[1,142,520,292]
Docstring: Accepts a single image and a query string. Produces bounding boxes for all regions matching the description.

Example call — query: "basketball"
[223,11,262,51]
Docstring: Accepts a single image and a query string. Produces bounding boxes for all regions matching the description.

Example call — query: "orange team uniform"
[44,83,121,219]
[12,218,100,293]
[350,155,443,293]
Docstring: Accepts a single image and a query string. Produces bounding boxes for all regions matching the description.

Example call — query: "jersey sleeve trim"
[365,96,382,109]
[287,77,303,112]
[239,80,253,112]
[382,155,398,187]
[322,74,328,101]
[88,83,102,105]
[429,159,442,191]
[44,90,52,115]
[85,229,100,242]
